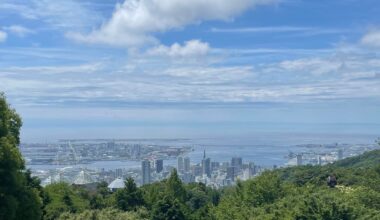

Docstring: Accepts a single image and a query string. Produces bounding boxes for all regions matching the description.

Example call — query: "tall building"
[191,164,202,176]
[142,160,151,185]
[231,157,243,171]
[338,149,344,160]
[115,168,122,178]
[296,154,303,166]
[211,161,220,171]
[201,150,211,177]
[184,157,190,172]
[155,159,163,173]
[177,156,184,172]
[317,156,322,165]
[226,166,236,181]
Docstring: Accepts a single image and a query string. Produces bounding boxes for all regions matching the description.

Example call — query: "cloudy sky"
[1,0,380,141]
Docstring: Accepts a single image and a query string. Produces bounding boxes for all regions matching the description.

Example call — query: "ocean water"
[26,132,379,171]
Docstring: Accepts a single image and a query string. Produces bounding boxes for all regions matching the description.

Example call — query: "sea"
[26,132,379,171]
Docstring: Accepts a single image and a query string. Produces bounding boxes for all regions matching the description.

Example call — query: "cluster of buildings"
[27,140,379,190]
[287,143,379,166]
[137,150,263,189]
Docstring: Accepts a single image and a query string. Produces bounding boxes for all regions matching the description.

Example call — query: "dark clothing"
[327,176,337,188]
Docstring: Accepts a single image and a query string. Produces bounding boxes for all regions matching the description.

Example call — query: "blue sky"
[0,0,380,141]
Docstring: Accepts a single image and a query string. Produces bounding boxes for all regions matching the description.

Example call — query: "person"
[327,174,337,188]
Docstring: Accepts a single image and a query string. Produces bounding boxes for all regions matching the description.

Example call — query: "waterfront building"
[211,161,220,171]
[184,157,190,172]
[115,168,122,178]
[338,149,344,160]
[296,154,303,166]
[155,159,163,173]
[231,157,243,171]
[142,160,151,185]
[192,164,202,176]
[177,156,184,172]
[202,150,211,177]
[226,166,236,181]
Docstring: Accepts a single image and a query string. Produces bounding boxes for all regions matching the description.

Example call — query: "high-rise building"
[115,168,122,178]
[201,150,211,177]
[142,160,151,185]
[317,156,322,165]
[248,162,255,175]
[296,154,303,166]
[177,156,184,172]
[155,159,163,173]
[231,157,243,171]
[191,164,202,176]
[338,149,344,160]
[226,166,236,181]
[184,157,190,172]
[211,161,220,171]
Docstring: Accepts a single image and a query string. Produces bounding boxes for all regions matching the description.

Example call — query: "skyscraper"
[201,150,211,177]
[211,161,220,171]
[226,166,236,181]
[184,157,190,172]
[231,157,243,171]
[155,159,163,173]
[115,168,122,178]
[296,154,303,166]
[142,160,151,185]
[177,156,184,172]
[338,149,344,160]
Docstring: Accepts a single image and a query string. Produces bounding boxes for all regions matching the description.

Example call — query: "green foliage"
[43,183,90,220]
[334,149,380,168]
[0,93,42,220]
[115,177,144,211]
[151,196,186,220]
[165,169,186,202]
[58,207,149,220]
[0,92,22,145]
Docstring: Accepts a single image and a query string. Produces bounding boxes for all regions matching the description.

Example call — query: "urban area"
[21,139,380,190]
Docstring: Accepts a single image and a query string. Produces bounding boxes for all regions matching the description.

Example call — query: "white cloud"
[68,0,277,47]
[278,58,343,75]
[3,25,35,37]
[361,29,380,47]
[0,0,102,31]
[0,31,7,42]
[211,26,313,33]
[146,40,210,57]
[1,63,103,75]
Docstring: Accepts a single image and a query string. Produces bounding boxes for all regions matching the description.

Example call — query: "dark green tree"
[0,93,42,220]
[151,196,186,220]
[165,169,186,202]
[115,177,144,211]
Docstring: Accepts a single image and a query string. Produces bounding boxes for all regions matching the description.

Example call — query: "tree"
[43,183,89,220]
[0,93,42,220]
[151,196,185,220]
[115,177,144,211]
[165,169,186,202]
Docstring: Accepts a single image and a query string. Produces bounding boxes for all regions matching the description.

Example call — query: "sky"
[0,0,380,142]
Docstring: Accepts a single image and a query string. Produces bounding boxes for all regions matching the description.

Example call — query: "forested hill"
[333,149,380,168]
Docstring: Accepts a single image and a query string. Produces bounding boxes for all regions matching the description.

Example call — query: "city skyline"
[1,0,380,141]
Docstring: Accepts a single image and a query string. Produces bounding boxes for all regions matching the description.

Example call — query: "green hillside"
[333,149,380,168]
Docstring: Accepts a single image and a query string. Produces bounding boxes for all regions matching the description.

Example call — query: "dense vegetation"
[1,93,380,220]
